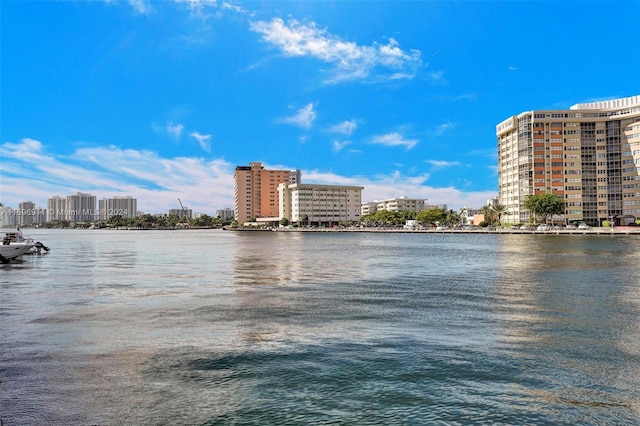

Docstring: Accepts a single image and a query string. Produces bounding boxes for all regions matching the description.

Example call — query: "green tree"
[490,204,508,225]
[154,214,168,228]
[167,213,183,227]
[459,207,468,225]
[399,210,417,222]
[479,205,497,225]
[192,214,220,228]
[416,208,446,226]
[108,214,125,227]
[445,209,461,226]
[376,210,396,226]
[280,217,290,227]
[524,193,566,224]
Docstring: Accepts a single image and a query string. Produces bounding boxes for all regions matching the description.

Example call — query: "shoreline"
[225,226,640,236]
[7,226,639,236]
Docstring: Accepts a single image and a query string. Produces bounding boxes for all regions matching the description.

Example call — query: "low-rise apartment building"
[361,196,428,216]
[279,183,364,226]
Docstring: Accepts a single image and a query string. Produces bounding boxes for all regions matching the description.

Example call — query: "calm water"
[1,229,639,425]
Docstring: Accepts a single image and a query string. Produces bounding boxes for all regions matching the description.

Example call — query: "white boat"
[1,231,50,262]
[0,240,35,261]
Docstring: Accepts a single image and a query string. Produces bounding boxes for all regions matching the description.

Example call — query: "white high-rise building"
[0,205,17,227]
[47,196,67,222]
[216,208,234,220]
[169,208,192,220]
[497,95,640,225]
[98,196,137,220]
[66,192,97,223]
[17,201,36,226]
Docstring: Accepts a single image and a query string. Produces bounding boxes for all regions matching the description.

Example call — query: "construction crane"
[177,198,192,227]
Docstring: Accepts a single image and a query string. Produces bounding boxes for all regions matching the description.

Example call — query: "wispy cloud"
[281,103,317,129]
[370,132,418,150]
[250,18,422,83]
[426,160,461,168]
[432,121,454,136]
[332,140,351,153]
[174,0,218,19]
[303,169,495,209]
[0,138,234,214]
[190,131,212,152]
[452,93,477,101]
[162,121,184,139]
[1,138,496,213]
[427,70,446,84]
[508,66,518,71]
[466,148,497,159]
[329,119,358,136]
[128,0,153,15]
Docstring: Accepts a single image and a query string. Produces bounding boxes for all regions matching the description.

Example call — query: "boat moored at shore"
[1,231,50,262]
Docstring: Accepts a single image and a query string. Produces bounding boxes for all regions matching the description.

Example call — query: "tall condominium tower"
[497,95,640,225]
[98,196,138,220]
[66,192,97,223]
[234,162,301,223]
[47,196,66,222]
[17,201,36,226]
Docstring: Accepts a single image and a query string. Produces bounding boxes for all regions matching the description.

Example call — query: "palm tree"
[490,204,508,226]
[459,207,468,226]
[446,209,460,227]
[479,205,496,225]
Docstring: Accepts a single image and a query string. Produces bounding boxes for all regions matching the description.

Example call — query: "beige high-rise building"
[497,95,640,225]
[234,162,301,223]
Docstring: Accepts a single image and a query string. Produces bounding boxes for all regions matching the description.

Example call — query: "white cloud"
[190,131,212,152]
[427,160,461,168]
[332,140,350,153]
[452,93,477,101]
[250,18,422,83]
[302,168,495,210]
[432,121,454,136]
[329,119,358,136]
[174,0,217,17]
[0,139,235,214]
[282,103,317,129]
[1,139,496,215]
[427,70,446,84]
[370,132,418,150]
[166,122,184,139]
[173,0,247,18]
[128,0,153,15]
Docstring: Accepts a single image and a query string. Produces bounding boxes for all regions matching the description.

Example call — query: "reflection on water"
[493,235,640,423]
[1,229,639,424]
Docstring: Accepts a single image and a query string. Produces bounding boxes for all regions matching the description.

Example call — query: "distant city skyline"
[2,1,638,213]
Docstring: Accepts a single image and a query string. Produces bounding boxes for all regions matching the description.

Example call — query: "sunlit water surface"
[2,229,639,425]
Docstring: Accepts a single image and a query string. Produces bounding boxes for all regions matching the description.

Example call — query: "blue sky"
[2,0,639,215]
